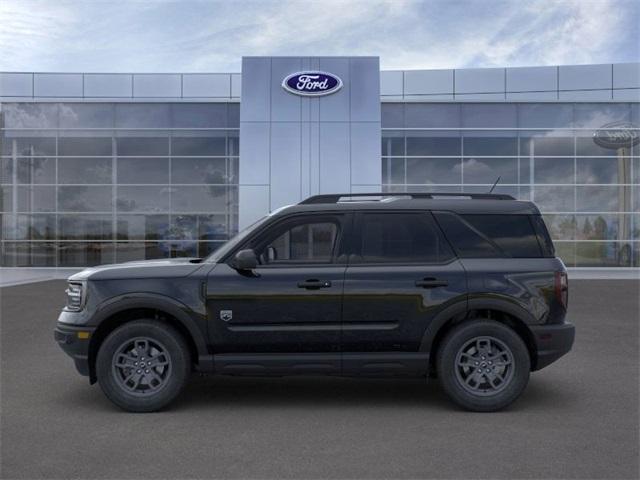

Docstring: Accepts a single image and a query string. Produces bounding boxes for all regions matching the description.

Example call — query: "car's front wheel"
[436,320,530,412]
[96,320,191,412]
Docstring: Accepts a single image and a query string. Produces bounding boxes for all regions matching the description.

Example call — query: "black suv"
[55,193,574,412]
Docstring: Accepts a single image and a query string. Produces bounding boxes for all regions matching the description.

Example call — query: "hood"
[68,257,206,281]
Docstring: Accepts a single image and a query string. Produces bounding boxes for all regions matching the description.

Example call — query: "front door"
[341,211,467,374]
[206,213,350,370]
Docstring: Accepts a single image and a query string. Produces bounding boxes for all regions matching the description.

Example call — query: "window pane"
[576,158,627,184]
[2,104,58,128]
[576,186,623,212]
[171,158,227,184]
[116,214,169,240]
[2,242,56,266]
[462,215,542,258]
[382,157,404,184]
[359,213,453,263]
[117,186,170,213]
[533,158,574,184]
[461,104,517,128]
[1,137,56,156]
[406,158,462,184]
[543,214,576,240]
[114,104,170,128]
[463,158,517,184]
[116,137,168,156]
[59,158,112,184]
[520,135,574,156]
[117,158,169,184]
[266,222,338,263]
[59,104,114,128]
[381,103,404,128]
[17,157,56,184]
[59,214,112,240]
[406,135,461,156]
[435,212,501,258]
[532,186,575,212]
[171,186,231,212]
[381,134,404,156]
[1,214,56,240]
[404,104,461,128]
[115,242,169,262]
[575,242,630,267]
[463,137,518,156]
[171,104,228,128]
[573,104,631,128]
[1,158,12,184]
[58,242,115,267]
[58,186,112,212]
[58,137,112,156]
[17,186,56,212]
[171,136,226,156]
[517,104,573,129]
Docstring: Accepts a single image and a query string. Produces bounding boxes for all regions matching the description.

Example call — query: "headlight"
[65,282,86,311]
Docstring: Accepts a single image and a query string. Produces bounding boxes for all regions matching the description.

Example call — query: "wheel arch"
[87,294,209,383]
[421,297,539,374]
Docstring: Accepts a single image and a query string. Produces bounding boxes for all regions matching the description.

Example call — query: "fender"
[418,295,537,353]
[90,293,210,361]
[419,298,467,352]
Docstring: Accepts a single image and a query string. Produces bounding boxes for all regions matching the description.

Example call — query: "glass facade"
[1,99,638,269]
[382,103,640,267]
[0,103,240,266]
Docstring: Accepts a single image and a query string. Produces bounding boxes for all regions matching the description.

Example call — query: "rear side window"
[530,215,555,257]
[434,213,544,258]
[433,212,501,258]
[356,212,454,264]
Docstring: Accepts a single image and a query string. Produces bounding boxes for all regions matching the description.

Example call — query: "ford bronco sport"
[55,192,574,412]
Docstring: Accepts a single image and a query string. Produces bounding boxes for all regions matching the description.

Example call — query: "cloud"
[0,0,637,73]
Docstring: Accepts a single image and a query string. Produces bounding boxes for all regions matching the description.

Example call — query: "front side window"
[257,219,340,265]
[356,212,454,264]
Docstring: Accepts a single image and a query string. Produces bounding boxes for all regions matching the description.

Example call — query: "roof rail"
[299,192,515,204]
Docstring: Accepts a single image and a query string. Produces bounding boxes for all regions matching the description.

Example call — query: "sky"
[0,0,638,73]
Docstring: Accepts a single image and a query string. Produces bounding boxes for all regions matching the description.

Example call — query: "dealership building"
[0,57,638,271]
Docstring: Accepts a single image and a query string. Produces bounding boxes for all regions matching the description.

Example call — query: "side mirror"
[233,249,258,271]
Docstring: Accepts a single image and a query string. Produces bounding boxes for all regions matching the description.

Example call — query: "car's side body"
[55,195,574,393]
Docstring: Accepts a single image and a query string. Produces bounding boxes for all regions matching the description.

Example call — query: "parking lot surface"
[1,279,638,479]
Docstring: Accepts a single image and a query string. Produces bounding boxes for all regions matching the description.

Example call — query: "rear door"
[341,211,467,374]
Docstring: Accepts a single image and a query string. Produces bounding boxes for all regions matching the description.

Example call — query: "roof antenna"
[488,176,501,193]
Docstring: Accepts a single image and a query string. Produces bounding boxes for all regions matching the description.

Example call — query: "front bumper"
[54,323,95,377]
[530,321,575,371]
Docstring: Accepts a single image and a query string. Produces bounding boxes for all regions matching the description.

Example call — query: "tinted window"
[260,221,339,264]
[434,212,500,258]
[357,213,453,263]
[462,215,542,258]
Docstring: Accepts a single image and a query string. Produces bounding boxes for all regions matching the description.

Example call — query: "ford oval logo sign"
[593,121,639,149]
[282,71,343,97]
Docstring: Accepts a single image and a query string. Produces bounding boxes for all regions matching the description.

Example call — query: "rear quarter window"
[434,212,545,258]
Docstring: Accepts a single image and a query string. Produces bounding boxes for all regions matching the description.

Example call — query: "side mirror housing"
[232,249,258,271]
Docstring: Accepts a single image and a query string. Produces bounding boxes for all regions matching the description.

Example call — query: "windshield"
[204,215,270,263]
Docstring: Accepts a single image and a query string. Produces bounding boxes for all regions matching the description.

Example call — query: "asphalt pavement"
[1,279,638,479]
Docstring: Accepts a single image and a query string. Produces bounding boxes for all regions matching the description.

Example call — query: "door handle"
[297,279,332,289]
[415,278,448,288]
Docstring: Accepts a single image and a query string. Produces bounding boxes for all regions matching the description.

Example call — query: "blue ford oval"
[282,71,343,96]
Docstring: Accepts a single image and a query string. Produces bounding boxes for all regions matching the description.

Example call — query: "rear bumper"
[54,323,95,377]
[530,322,575,371]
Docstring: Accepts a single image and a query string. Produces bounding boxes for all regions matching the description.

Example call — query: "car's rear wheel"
[436,320,530,412]
[96,320,191,412]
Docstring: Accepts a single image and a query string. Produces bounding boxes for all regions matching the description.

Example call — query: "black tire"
[436,320,530,412]
[96,320,191,412]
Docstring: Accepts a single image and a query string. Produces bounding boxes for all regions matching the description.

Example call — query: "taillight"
[555,271,568,309]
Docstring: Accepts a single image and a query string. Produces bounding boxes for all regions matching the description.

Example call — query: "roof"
[272,193,541,216]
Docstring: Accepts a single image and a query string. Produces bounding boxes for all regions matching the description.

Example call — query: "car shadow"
[55,373,579,414]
